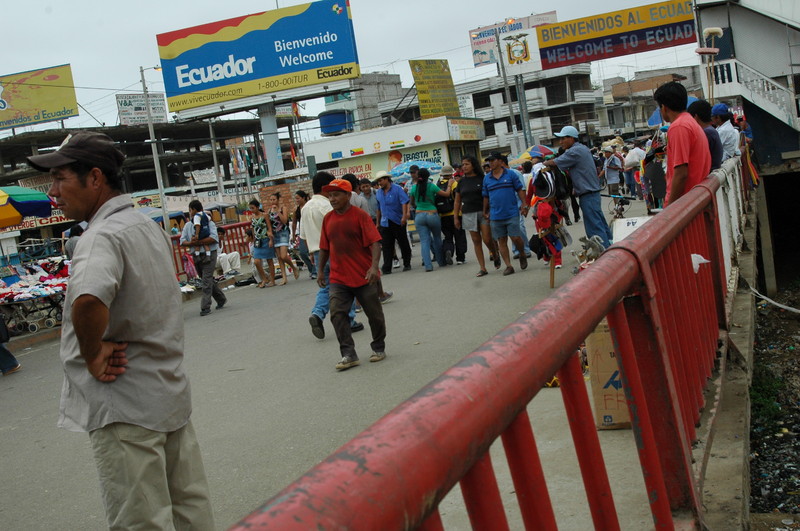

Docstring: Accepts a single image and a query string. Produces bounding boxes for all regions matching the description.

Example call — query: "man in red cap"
[317,179,387,371]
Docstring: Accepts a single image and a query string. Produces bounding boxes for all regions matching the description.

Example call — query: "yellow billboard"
[0,64,79,131]
[409,60,460,120]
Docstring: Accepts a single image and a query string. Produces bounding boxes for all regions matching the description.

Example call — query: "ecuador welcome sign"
[157,0,359,112]
[0,65,79,131]
[536,0,695,70]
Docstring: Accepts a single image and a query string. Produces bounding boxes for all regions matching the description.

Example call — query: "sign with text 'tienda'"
[536,0,695,70]
[156,0,360,112]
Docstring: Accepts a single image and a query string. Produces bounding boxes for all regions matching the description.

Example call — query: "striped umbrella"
[0,186,54,228]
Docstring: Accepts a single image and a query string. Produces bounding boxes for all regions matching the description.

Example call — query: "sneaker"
[335,356,360,371]
[369,351,386,363]
[350,321,365,333]
[392,259,401,269]
[445,250,453,265]
[215,299,227,310]
[555,264,562,269]
[402,265,411,272]
[309,314,325,339]
[200,309,211,316]
[456,260,466,265]
[355,304,363,313]
[379,291,394,304]
[3,364,22,376]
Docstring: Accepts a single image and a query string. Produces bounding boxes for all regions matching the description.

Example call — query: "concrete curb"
[702,192,758,529]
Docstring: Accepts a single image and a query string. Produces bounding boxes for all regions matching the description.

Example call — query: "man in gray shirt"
[544,125,613,248]
[28,132,214,531]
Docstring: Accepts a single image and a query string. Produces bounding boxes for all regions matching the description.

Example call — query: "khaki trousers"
[89,420,215,531]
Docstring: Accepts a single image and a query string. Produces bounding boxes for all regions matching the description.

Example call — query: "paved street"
[1,205,651,530]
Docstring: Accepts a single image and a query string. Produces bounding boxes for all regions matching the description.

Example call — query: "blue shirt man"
[374,171,413,273]
[375,178,410,227]
[482,167,524,220]
[544,125,613,248]
[481,152,529,275]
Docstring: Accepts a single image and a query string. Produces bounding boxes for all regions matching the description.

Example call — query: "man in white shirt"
[624,141,647,199]
[711,103,741,161]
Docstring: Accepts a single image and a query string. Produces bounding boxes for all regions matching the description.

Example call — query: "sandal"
[476,269,488,277]
[293,267,300,280]
[265,281,276,287]
[257,282,266,289]
[493,255,501,269]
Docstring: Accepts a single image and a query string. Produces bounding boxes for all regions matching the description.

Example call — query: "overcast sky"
[2,0,698,141]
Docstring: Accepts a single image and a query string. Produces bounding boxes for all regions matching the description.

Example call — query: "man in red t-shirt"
[654,81,712,205]
[318,179,386,371]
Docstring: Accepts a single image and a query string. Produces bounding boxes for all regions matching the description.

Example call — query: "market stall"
[0,258,68,334]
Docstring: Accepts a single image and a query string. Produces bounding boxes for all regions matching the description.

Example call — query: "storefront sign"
[0,212,70,234]
[329,143,447,181]
[447,118,486,141]
[132,194,162,208]
[157,0,360,112]
[536,0,695,70]
[0,64,79,131]
[17,174,54,194]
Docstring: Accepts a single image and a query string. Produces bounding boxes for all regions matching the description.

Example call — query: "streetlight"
[139,65,171,232]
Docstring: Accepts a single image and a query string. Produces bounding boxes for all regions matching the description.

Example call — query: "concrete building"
[598,65,704,138]
[695,1,800,307]
[319,72,406,134]
[319,65,598,155]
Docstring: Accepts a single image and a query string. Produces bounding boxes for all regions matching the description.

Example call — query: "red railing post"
[418,510,444,531]
[607,301,675,529]
[622,294,701,514]
[459,452,510,531]
[500,410,558,530]
[557,353,620,530]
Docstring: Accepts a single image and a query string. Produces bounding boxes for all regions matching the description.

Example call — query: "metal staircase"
[705,58,800,131]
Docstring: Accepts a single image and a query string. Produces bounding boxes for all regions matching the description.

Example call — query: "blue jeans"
[415,211,444,270]
[311,251,356,325]
[579,191,613,248]
[513,198,530,256]
[298,239,315,276]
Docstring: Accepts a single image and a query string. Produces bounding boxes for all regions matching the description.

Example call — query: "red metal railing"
[170,221,251,280]
[229,161,746,529]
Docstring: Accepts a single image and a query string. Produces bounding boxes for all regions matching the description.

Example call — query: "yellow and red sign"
[409,60,460,120]
[0,64,79,130]
[537,0,695,70]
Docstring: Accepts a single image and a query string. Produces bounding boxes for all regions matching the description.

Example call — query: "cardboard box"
[587,319,631,430]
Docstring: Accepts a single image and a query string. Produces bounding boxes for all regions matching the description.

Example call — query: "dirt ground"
[750,277,800,528]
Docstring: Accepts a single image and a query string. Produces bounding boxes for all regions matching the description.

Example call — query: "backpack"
[434,180,455,215]
[549,166,573,201]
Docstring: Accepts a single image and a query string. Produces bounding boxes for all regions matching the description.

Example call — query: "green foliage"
[751,363,785,430]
